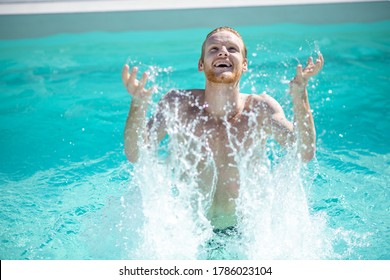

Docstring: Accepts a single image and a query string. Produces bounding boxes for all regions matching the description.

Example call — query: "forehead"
[205,31,243,46]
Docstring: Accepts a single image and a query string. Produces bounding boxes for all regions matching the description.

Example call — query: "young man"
[122,27,324,230]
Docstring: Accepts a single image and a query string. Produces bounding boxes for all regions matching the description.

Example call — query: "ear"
[243,58,248,72]
[198,59,204,72]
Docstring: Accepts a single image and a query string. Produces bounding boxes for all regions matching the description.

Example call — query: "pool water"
[0,20,389,260]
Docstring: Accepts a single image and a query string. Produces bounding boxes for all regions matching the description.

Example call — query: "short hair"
[200,26,247,61]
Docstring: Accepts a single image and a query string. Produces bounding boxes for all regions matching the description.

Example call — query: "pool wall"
[0,0,389,39]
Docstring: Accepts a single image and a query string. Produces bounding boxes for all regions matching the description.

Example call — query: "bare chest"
[191,114,252,161]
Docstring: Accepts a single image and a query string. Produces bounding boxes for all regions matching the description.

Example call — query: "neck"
[203,80,241,119]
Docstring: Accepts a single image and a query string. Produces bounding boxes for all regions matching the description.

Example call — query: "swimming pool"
[0,2,389,260]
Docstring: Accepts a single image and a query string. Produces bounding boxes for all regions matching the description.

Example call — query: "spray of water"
[128,92,216,259]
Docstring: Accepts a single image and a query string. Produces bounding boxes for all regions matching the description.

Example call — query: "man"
[122,26,324,231]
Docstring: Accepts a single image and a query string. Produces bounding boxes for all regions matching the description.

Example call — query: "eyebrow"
[206,40,240,48]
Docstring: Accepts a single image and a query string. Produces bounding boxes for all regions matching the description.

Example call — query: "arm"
[263,54,324,162]
[289,54,324,162]
[122,65,154,163]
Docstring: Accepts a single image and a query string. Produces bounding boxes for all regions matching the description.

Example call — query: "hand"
[290,53,324,90]
[122,65,154,102]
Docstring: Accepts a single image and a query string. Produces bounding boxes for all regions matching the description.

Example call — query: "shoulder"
[159,89,204,111]
[242,92,283,114]
[163,89,203,101]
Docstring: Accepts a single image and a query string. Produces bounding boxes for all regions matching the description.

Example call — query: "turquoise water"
[0,21,389,259]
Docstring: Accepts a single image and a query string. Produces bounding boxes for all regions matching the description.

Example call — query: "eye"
[228,47,238,52]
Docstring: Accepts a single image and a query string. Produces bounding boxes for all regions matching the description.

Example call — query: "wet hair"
[200,26,247,61]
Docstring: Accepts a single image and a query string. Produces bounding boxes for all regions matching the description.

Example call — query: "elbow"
[300,146,316,163]
[125,153,138,164]
[124,134,141,163]
[124,146,139,164]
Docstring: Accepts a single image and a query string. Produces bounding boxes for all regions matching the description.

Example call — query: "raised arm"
[261,54,324,162]
[289,54,324,162]
[122,65,154,163]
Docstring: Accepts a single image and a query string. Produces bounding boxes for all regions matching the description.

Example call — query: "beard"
[204,67,242,84]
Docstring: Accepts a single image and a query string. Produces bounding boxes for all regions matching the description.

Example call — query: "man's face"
[199,31,248,84]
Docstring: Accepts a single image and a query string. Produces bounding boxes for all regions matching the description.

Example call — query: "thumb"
[296,64,303,79]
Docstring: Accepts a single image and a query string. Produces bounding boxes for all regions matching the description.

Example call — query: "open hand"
[290,53,324,90]
[122,65,154,101]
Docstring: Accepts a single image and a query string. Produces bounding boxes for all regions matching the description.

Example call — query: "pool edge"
[0,1,389,39]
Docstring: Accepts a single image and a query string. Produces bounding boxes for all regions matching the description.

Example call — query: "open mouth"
[213,61,232,68]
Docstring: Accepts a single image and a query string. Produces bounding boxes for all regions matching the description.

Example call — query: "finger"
[138,72,149,89]
[307,56,313,66]
[122,64,130,86]
[296,64,303,78]
[315,59,322,70]
[128,67,138,87]
[311,54,323,72]
[318,53,324,62]
[316,53,324,67]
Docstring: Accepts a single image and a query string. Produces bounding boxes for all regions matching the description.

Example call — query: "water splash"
[129,93,217,259]
[236,154,333,259]
[127,90,334,260]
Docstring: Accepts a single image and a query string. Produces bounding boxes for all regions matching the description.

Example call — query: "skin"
[122,29,324,230]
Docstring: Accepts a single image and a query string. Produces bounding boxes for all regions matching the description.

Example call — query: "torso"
[165,89,269,229]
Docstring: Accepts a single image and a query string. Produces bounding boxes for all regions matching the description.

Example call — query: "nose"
[218,46,228,57]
